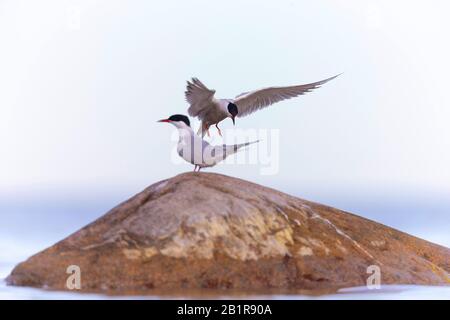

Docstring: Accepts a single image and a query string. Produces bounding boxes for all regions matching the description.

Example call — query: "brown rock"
[7,173,450,294]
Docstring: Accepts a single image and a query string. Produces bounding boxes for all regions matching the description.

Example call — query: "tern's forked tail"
[228,140,259,153]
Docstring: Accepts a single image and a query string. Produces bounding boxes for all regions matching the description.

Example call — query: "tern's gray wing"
[178,133,211,165]
[202,140,259,166]
[233,74,340,117]
[185,78,216,117]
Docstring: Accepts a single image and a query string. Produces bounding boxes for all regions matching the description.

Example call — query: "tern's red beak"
[157,119,171,123]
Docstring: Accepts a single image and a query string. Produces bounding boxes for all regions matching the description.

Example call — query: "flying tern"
[185,74,339,137]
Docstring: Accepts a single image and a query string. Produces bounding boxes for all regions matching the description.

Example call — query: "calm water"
[1,275,450,300]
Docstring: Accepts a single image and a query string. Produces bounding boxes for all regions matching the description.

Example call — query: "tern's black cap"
[168,114,190,127]
[227,103,238,116]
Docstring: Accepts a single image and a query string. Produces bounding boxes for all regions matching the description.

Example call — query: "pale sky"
[1,0,450,199]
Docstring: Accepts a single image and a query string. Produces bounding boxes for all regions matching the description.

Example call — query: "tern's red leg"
[202,123,211,138]
[215,123,222,137]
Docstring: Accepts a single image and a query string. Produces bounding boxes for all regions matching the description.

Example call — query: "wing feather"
[185,78,216,117]
[234,74,340,117]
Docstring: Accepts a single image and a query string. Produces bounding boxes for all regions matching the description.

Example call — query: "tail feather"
[227,140,259,153]
[236,140,259,150]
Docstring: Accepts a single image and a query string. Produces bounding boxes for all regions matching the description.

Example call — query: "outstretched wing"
[234,74,340,117]
[185,78,216,117]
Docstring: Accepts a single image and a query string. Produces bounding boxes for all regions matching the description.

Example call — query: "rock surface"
[7,173,450,294]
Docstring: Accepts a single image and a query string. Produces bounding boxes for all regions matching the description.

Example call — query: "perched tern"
[158,114,259,172]
[185,74,339,137]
